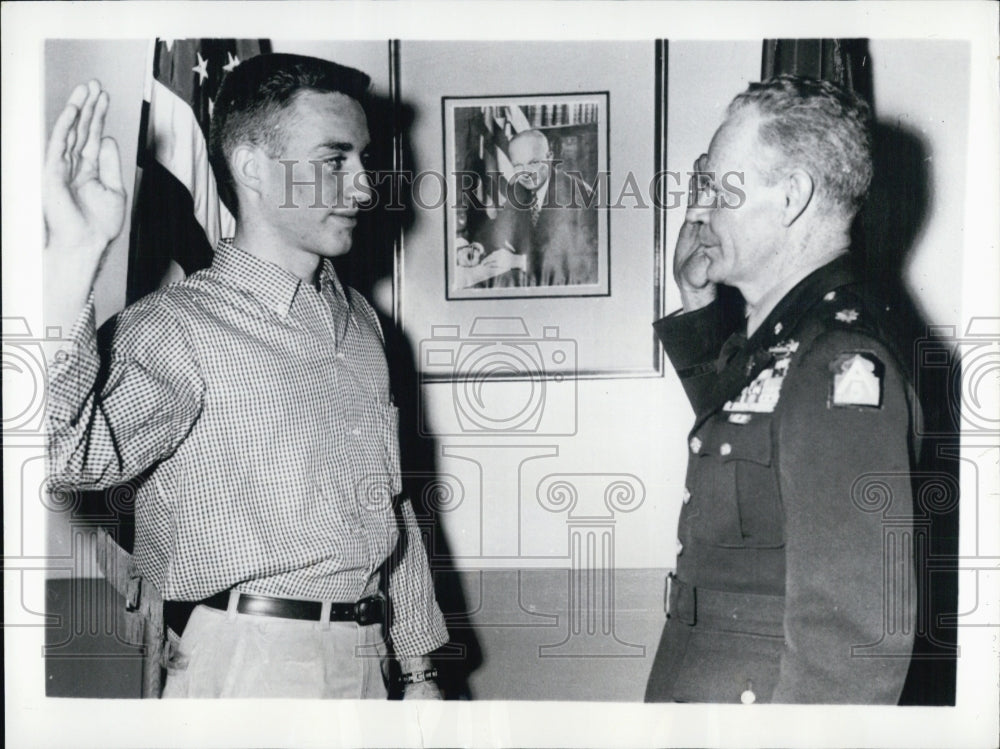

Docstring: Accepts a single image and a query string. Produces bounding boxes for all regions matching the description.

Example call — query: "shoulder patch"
[829,352,883,408]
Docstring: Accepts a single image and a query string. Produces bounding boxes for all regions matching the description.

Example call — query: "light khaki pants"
[161,603,388,698]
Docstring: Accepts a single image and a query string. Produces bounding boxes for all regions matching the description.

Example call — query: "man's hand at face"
[674,154,718,312]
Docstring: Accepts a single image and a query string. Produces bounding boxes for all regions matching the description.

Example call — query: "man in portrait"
[472,128,598,289]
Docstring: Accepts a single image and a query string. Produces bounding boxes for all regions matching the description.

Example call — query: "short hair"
[208,53,371,218]
[727,75,873,216]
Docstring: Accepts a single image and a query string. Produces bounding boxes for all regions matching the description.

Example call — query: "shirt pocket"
[687,418,745,547]
[720,415,784,547]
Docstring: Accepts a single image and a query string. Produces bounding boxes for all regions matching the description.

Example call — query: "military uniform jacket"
[645,256,917,704]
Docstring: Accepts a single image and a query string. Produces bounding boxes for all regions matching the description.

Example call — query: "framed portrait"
[395,41,667,379]
[442,93,610,300]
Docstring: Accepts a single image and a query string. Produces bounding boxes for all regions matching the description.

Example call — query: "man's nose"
[346,168,375,206]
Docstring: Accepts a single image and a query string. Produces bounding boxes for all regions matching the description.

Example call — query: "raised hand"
[43,81,127,341]
[44,80,126,258]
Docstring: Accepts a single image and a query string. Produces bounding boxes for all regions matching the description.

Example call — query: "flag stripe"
[147,78,234,246]
[126,159,215,304]
[127,38,268,305]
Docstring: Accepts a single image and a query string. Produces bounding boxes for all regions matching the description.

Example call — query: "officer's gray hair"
[727,75,873,217]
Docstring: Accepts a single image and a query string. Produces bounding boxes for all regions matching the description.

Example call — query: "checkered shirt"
[47,239,448,657]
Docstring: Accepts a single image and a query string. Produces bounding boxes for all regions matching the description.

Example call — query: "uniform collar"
[214,239,346,317]
[747,253,858,350]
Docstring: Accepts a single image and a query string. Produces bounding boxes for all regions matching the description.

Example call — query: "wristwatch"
[398,668,438,686]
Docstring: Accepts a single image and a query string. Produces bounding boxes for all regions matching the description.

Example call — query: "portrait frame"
[394,40,670,380]
[442,92,611,300]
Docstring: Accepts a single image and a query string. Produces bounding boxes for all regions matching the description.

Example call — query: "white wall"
[868,39,968,326]
[44,40,148,326]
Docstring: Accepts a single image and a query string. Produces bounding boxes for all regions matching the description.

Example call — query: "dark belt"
[665,573,785,638]
[165,592,385,635]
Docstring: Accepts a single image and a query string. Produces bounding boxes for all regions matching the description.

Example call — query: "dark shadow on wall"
[852,118,960,707]
[336,89,483,701]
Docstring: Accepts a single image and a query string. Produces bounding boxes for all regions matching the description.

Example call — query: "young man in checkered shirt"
[44,54,448,698]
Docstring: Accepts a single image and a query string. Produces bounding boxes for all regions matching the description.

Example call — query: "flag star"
[223,52,240,73]
[192,52,210,84]
[836,308,860,324]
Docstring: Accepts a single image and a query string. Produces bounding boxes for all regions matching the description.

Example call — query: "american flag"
[126,38,270,305]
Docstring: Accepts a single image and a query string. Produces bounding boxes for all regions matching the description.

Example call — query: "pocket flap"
[718,414,773,466]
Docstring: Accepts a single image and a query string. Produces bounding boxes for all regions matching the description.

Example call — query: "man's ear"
[781,168,814,227]
[230,144,264,200]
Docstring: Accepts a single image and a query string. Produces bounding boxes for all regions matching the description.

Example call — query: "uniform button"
[676,539,684,556]
[54,351,68,364]
[741,689,756,704]
[689,437,702,454]
[719,442,732,456]
[336,352,345,359]
[351,428,361,437]
[682,488,691,505]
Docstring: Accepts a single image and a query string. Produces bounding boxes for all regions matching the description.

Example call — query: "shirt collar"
[214,239,346,317]
[316,257,348,305]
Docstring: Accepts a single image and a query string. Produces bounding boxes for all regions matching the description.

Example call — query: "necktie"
[716,331,751,396]
[717,331,748,372]
[530,195,541,226]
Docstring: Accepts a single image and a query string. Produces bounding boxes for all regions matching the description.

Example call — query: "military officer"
[645,76,917,704]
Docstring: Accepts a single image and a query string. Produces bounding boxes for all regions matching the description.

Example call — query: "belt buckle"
[354,594,384,626]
